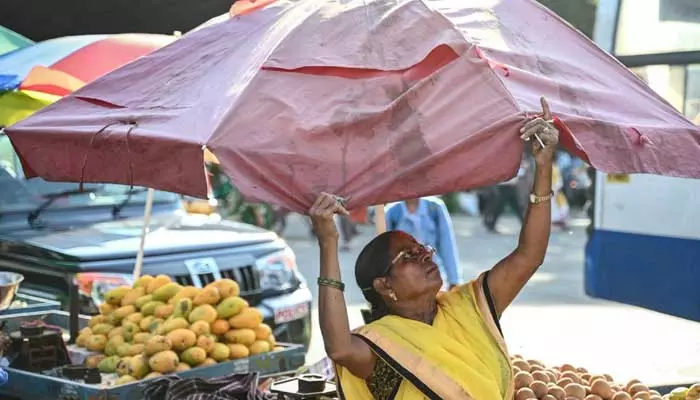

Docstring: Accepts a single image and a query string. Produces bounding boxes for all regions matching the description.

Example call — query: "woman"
[309,98,560,400]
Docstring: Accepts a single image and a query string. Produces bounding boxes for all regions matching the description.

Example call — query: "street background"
[282,212,700,386]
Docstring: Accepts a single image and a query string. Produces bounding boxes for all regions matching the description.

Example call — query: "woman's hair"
[355,231,395,323]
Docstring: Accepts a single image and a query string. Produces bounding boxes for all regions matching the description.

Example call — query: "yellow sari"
[336,273,513,400]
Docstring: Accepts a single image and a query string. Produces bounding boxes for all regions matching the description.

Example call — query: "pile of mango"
[76,274,281,385]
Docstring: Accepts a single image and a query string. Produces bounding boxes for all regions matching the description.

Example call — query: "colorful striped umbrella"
[0,25,33,56]
[0,33,175,127]
[0,33,175,97]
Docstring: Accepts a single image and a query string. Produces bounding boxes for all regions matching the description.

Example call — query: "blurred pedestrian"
[483,157,529,233]
[385,197,461,289]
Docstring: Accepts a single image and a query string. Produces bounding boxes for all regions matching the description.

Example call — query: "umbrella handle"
[374,205,386,235]
[132,188,155,281]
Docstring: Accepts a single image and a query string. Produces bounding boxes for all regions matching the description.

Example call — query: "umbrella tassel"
[79,120,137,191]
[474,46,510,77]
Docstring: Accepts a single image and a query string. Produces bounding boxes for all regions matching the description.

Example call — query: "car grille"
[173,265,260,293]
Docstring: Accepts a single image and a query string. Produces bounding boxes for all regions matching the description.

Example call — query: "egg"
[558,378,575,388]
[591,379,614,399]
[513,359,532,373]
[562,371,582,384]
[515,371,535,389]
[631,392,650,400]
[577,367,589,374]
[548,386,567,400]
[604,374,615,382]
[531,381,549,398]
[628,384,649,396]
[516,387,537,400]
[584,396,603,400]
[543,396,558,400]
[565,383,587,399]
[625,380,642,392]
[532,371,551,384]
[561,364,577,372]
[612,392,632,400]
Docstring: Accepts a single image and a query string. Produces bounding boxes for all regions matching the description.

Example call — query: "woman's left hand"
[520,97,560,166]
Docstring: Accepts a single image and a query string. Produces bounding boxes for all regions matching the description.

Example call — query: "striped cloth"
[141,372,276,400]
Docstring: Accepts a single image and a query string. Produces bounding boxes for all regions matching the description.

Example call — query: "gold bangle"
[318,277,345,292]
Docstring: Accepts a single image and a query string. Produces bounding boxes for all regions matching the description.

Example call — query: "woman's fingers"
[311,192,350,217]
[541,97,552,121]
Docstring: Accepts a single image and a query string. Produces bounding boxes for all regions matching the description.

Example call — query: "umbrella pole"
[374,205,386,234]
[132,188,155,281]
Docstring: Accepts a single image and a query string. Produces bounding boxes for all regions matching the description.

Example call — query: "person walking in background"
[385,197,461,289]
[551,153,571,230]
[483,157,529,233]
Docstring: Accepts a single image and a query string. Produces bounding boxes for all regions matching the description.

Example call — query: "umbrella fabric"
[0,90,59,128]
[0,34,175,96]
[0,25,33,56]
[7,0,700,213]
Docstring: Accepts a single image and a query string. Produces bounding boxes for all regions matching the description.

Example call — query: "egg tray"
[0,310,307,400]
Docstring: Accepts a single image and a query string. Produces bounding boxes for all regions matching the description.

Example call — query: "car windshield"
[0,133,179,213]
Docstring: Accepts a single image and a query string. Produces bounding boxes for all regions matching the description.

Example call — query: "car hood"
[1,213,278,262]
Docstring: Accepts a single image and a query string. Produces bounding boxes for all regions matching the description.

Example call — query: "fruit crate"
[0,293,61,316]
[0,310,307,400]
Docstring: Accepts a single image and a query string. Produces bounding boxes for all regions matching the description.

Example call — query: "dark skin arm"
[488,97,559,317]
[310,194,377,379]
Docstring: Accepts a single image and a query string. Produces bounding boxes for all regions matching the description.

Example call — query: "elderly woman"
[309,98,560,400]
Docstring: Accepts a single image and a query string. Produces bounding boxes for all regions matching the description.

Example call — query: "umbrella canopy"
[0,25,33,56]
[7,0,700,213]
[0,33,175,96]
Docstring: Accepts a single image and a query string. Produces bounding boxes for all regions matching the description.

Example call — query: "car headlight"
[75,273,134,306]
[255,247,297,291]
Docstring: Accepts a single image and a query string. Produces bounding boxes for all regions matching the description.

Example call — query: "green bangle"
[318,277,345,292]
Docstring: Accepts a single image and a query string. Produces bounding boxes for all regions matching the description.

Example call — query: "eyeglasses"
[360,244,435,293]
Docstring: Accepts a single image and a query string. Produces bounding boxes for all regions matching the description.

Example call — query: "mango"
[113,305,137,320]
[144,372,162,379]
[145,335,172,355]
[127,354,150,379]
[249,340,271,355]
[79,327,92,336]
[154,304,174,319]
[193,286,220,306]
[98,303,116,315]
[189,320,210,336]
[189,304,218,324]
[167,328,197,352]
[133,275,155,289]
[108,327,125,339]
[175,362,191,372]
[76,333,91,348]
[88,315,106,328]
[105,335,126,356]
[252,324,272,340]
[134,295,154,310]
[148,318,165,334]
[116,357,132,376]
[121,321,140,341]
[115,375,137,385]
[148,350,179,374]
[139,316,156,331]
[86,334,108,352]
[125,312,144,325]
[200,358,217,367]
[85,354,105,369]
[210,343,230,362]
[117,343,133,358]
[267,334,277,347]
[152,282,182,302]
[133,332,151,344]
[168,286,200,305]
[210,319,230,336]
[146,275,172,294]
[141,300,165,316]
[127,343,145,357]
[228,307,262,329]
[121,287,146,307]
[181,347,207,366]
[216,297,248,319]
[228,344,250,360]
[104,286,131,306]
[98,355,121,373]
[105,313,122,327]
[224,329,256,346]
[207,279,240,298]
[273,346,285,352]
[158,317,189,335]
[171,298,194,319]
[196,334,218,354]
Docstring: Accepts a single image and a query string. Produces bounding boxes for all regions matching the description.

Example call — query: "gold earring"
[390,292,398,301]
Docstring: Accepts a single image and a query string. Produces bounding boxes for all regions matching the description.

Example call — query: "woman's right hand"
[309,192,349,242]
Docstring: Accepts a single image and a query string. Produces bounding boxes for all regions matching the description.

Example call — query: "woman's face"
[376,232,443,301]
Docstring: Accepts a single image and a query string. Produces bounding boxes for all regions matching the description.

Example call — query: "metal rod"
[374,205,386,234]
[132,188,155,281]
[68,275,79,344]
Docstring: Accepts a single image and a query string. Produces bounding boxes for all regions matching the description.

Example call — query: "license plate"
[274,303,309,324]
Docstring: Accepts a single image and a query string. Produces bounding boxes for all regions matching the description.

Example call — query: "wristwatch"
[529,191,554,204]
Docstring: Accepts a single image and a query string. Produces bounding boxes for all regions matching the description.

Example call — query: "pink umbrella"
[7,0,700,213]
